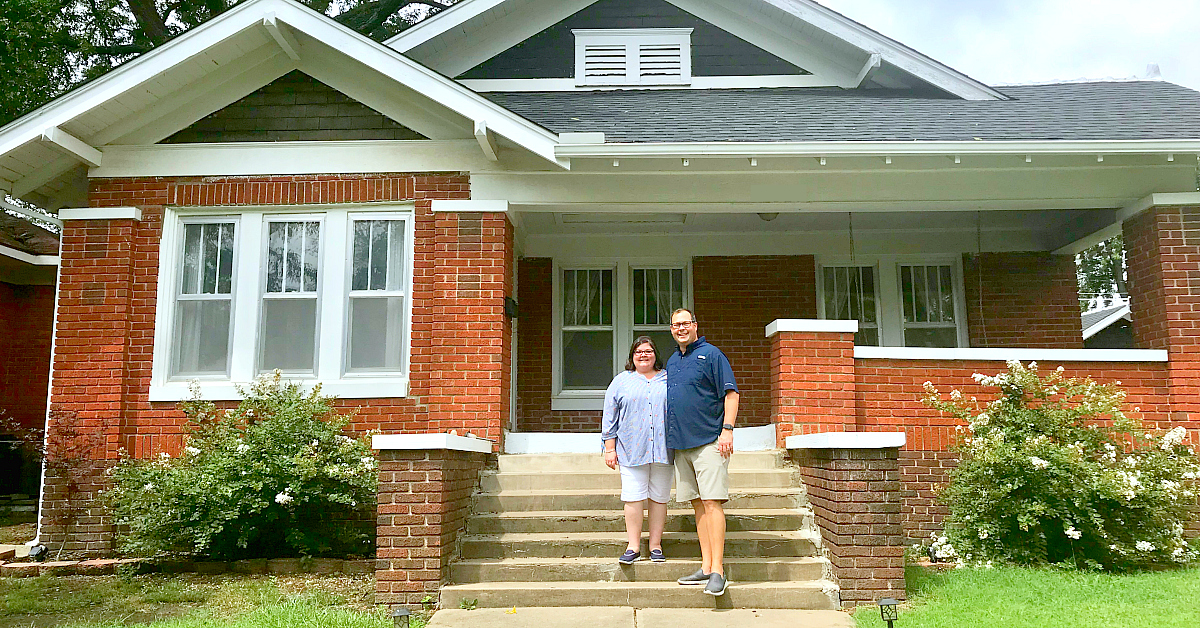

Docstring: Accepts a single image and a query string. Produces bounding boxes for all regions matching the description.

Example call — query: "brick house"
[1,0,1199,606]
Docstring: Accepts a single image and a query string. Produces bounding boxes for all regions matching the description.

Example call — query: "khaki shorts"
[673,440,730,503]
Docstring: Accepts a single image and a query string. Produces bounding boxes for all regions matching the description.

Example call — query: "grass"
[853,564,1200,628]
[0,573,416,628]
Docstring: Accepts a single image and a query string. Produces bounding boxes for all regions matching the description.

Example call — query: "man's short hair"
[671,307,696,323]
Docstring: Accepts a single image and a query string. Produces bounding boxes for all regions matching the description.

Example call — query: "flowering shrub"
[109,373,377,559]
[923,361,1199,570]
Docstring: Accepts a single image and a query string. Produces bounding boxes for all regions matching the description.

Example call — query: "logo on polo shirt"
[698,355,706,360]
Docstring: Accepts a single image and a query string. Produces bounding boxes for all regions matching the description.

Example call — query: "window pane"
[633,268,685,326]
[640,330,677,363]
[217,224,235,294]
[904,326,958,348]
[911,266,928,322]
[386,221,405,291]
[352,221,371,291]
[351,220,406,293]
[181,223,235,296]
[939,266,955,322]
[267,221,319,294]
[260,298,317,371]
[823,266,876,324]
[860,267,876,324]
[267,222,285,293]
[563,270,578,326]
[348,296,405,371]
[855,327,879,347]
[633,269,646,325]
[181,224,202,294]
[369,221,388,290]
[563,269,612,327]
[173,300,231,375]
[562,330,613,389]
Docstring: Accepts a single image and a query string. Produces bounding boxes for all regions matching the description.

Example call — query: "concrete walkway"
[426,607,854,628]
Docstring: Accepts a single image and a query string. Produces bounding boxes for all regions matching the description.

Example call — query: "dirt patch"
[0,523,35,545]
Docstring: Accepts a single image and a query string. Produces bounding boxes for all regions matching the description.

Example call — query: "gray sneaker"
[677,569,710,585]
[703,572,728,596]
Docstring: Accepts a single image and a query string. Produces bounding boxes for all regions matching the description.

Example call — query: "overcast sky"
[813,0,1200,91]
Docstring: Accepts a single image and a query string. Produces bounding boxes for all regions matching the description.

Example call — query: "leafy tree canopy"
[1076,235,1126,311]
[0,0,455,126]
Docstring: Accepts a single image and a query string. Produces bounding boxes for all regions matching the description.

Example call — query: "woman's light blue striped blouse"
[601,369,669,467]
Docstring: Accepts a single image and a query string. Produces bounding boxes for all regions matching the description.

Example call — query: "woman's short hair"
[625,335,665,371]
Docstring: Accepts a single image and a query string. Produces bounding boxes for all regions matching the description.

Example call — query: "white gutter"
[0,244,58,266]
[554,139,1200,159]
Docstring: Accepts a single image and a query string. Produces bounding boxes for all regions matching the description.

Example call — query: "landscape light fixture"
[391,606,411,628]
[878,598,899,628]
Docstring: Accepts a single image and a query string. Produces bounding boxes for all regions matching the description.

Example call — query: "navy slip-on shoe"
[618,549,640,564]
[650,548,666,562]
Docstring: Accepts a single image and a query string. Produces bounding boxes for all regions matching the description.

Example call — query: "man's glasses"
[669,321,696,329]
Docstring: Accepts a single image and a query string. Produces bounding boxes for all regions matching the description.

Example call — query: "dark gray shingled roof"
[483,81,1200,143]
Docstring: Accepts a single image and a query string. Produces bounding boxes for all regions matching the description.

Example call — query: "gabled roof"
[1082,300,1131,340]
[386,0,1007,100]
[485,81,1200,143]
[0,0,565,207]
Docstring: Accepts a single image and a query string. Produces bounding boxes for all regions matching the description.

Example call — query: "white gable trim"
[459,74,836,91]
[386,0,1003,100]
[0,0,567,173]
[1082,304,1131,341]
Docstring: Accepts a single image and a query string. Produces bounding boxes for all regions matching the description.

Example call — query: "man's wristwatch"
[722,424,735,431]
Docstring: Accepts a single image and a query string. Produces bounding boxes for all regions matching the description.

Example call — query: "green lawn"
[0,573,413,628]
[853,565,1200,628]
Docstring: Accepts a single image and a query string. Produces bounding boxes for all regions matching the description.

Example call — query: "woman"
[601,336,671,564]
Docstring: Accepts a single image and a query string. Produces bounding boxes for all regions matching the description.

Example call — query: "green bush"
[923,361,1199,570]
[109,373,377,559]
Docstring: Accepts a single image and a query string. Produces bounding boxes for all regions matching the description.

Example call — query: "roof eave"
[554,139,1200,159]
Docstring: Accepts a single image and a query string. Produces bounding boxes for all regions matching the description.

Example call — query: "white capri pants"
[619,462,674,503]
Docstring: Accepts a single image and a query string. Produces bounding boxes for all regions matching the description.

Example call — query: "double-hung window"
[151,205,414,401]
[818,257,965,348]
[554,262,690,409]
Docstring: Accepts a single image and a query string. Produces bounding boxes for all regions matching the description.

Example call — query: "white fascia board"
[0,244,58,266]
[1116,191,1200,223]
[266,2,566,169]
[59,206,142,221]
[373,433,495,454]
[459,75,838,92]
[765,318,858,337]
[756,0,1006,100]
[786,431,906,449]
[555,139,1200,159]
[0,198,62,228]
[430,200,510,213]
[853,346,1168,362]
[1081,305,1132,340]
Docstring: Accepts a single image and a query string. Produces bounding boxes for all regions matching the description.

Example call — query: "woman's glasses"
[633,350,657,356]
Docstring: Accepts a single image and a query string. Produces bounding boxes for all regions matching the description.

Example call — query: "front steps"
[440,451,839,609]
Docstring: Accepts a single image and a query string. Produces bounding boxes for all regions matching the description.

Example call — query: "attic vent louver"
[574,29,692,87]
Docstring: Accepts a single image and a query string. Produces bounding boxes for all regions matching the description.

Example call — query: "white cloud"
[814,0,1200,90]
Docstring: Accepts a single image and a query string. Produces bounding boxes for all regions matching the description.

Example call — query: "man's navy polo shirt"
[665,336,739,451]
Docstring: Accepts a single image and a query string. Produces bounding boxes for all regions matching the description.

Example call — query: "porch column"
[41,206,148,553]
[767,319,857,447]
[428,201,514,445]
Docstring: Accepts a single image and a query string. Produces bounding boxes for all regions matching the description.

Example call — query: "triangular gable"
[387,0,1006,100]
[0,0,565,208]
[164,71,428,143]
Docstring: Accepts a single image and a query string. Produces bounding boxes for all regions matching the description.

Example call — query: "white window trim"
[149,204,416,402]
[817,255,969,348]
[169,215,240,379]
[573,28,693,87]
[551,258,693,411]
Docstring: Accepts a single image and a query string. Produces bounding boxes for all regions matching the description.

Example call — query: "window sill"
[149,377,410,402]
[551,395,605,411]
[853,347,1169,362]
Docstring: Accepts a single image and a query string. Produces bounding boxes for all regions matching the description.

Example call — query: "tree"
[0,0,457,126]
[1076,235,1126,311]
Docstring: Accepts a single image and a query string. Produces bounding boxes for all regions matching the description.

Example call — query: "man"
[665,308,739,597]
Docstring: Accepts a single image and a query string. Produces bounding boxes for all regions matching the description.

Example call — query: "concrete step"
[473,489,805,513]
[480,470,797,493]
[438,580,839,610]
[450,557,827,584]
[459,531,820,560]
[496,451,788,474]
[466,509,812,534]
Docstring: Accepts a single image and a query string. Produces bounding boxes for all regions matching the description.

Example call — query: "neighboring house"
[1083,298,1133,349]
[0,213,58,496]
[1,0,1199,604]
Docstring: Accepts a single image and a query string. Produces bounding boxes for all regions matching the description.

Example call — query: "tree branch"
[123,0,171,45]
[336,0,450,38]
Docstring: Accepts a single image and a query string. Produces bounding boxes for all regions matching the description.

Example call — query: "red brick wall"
[693,256,817,427]
[43,173,513,552]
[376,449,489,607]
[0,283,54,431]
[770,329,856,446]
[855,358,1179,540]
[962,252,1083,348]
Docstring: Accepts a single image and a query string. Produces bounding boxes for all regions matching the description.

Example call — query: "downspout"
[27,234,63,550]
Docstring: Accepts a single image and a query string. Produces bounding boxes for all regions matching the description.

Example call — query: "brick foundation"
[792,446,905,607]
[41,173,513,553]
[375,448,490,606]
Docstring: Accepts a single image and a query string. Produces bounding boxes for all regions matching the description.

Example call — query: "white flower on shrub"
[977,528,989,540]
[1030,456,1050,469]
[361,456,376,469]
[1161,426,1187,450]
[1172,547,1187,560]
[184,446,200,456]
[1183,471,1197,480]
[143,483,155,491]
[1136,541,1155,552]
[1065,526,1082,540]
[235,443,250,454]
[274,491,294,505]
[158,452,171,460]
[337,435,354,444]
[1162,479,1180,493]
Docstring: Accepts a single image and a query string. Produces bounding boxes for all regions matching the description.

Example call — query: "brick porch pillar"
[428,204,514,445]
[38,206,148,554]
[768,319,857,447]
[373,434,493,607]
[1124,199,1200,535]
[789,432,906,608]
